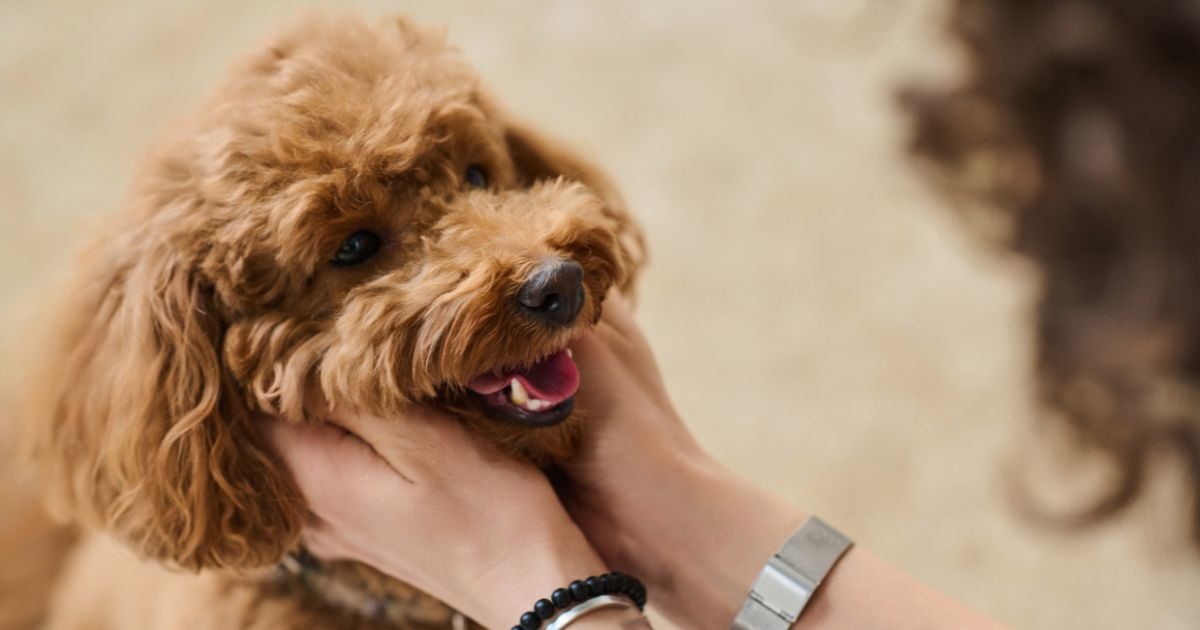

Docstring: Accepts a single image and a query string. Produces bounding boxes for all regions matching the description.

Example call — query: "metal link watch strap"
[731,517,853,630]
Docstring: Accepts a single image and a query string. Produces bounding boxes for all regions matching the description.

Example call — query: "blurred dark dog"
[908,0,1200,543]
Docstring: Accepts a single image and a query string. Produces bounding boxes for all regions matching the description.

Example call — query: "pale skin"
[265,295,1008,629]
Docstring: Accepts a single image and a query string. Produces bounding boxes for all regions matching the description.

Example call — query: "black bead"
[599,574,613,593]
[615,573,630,592]
[569,580,589,601]
[585,576,602,596]
[512,627,523,630]
[519,611,541,629]
[534,599,556,619]
[551,588,572,608]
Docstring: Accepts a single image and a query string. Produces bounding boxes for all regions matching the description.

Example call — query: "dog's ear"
[26,211,302,571]
[505,119,647,295]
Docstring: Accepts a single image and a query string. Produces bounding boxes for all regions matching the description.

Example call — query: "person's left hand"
[263,405,608,629]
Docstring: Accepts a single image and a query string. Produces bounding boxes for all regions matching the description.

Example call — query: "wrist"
[616,454,806,627]
[463,525,610,629]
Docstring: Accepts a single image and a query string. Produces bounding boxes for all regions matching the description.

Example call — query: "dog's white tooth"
[509,379,529,406]
[525,399,546,412]
[566,348,574,358]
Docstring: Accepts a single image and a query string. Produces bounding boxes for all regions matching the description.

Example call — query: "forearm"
[581,453,1005,630]
[607,455,807,627]
[794,547,1008,630]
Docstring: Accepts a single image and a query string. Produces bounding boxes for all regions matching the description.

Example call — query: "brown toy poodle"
[5,12,645,630]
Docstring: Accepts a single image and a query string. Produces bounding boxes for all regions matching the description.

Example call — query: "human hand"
[559,294,806,627]
[263,405,611,629]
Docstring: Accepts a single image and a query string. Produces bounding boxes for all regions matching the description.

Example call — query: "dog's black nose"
[516,259,585,326]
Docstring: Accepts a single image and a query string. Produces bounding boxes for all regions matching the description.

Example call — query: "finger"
[599,290,639,337]
[261,418,405,509]
[262,417,339,470]
[569,328,615,375]
[327,404,493,479]
[572,310,639,377]
[329,402,462,448]
[301,520,352,562]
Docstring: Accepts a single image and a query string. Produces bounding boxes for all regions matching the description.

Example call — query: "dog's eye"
[464,164,489,189]
[332,231,382,266]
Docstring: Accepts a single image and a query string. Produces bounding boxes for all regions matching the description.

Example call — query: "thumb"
[327,404,475,473]
[261,418,403,508]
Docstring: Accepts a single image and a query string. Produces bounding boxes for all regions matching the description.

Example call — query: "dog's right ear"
[24,196,303,571]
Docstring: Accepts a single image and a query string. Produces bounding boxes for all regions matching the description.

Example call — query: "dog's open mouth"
[465,348,580,427]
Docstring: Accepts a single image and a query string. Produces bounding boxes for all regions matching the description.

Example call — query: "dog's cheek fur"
[25,236,305,572]
[225,314,333,421]
[318,259,588,462]
[316,261,542,414]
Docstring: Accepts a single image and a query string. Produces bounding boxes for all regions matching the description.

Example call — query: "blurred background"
[3,1,1199,628]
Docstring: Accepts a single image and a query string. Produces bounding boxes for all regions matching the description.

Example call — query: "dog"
[11,12,645,629]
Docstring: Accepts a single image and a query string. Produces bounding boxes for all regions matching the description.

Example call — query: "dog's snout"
[516,259,585,326]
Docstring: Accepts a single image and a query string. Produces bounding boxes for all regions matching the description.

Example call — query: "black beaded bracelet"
[513,571,646,630]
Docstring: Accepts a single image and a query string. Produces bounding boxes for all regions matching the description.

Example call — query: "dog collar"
[276,548,469,629]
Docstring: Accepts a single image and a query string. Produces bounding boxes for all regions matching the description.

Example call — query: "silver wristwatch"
[731,517,853,630]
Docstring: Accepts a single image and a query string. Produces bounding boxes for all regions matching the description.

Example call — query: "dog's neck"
[276,548,469,629]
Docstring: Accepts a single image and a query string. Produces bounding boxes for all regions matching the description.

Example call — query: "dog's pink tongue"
[467,349,580,404]
[516,349,580,403]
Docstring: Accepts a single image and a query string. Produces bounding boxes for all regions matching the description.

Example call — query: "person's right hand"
[559,294,807,628]
[562,294,1009,630]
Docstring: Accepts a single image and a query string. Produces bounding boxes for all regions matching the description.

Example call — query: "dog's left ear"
[504,120,647,295]
[25,213,304,572]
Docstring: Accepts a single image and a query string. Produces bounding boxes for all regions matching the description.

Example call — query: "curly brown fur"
[906,0,1200,542]
[19,12,644,628]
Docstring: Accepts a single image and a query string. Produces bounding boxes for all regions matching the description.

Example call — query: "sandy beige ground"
[3,1,1199,628]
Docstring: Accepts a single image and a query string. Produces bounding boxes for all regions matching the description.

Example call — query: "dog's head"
[26,14,644,571]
